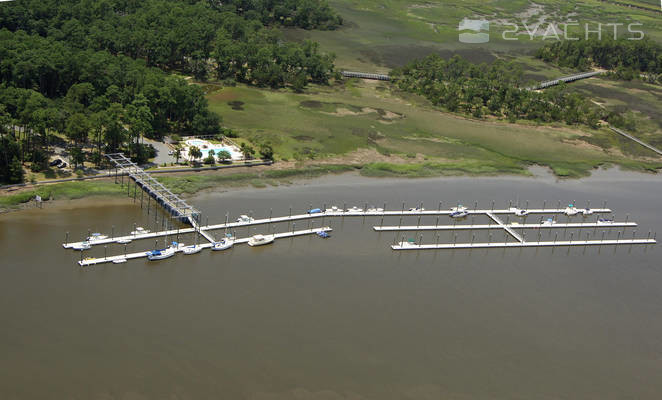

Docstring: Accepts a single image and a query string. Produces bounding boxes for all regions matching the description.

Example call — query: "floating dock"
[392,239,656,250]
[77,227,332,266]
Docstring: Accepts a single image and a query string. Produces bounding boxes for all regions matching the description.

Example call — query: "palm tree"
[189,145,202,163]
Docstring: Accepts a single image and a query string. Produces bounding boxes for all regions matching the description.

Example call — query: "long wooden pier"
[78,227,332,266]
[392,238,656,250]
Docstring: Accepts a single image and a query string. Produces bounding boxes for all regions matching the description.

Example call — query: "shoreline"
[2,164,661,217]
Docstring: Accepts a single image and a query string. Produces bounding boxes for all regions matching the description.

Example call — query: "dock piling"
[65,232,69,246]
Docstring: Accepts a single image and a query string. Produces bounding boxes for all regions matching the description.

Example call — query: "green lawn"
[207,79,662,177]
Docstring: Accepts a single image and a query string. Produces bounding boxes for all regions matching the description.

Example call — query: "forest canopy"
[0,0,340,183]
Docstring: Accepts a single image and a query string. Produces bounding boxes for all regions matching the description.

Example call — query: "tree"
[204,149,216,165]
[66,113,91,145]
[189,145,202,162]
[8,156,24,184]
[217,149,232,163]
[173,145,182,164]
[240,143,255,160]
[70,146,86,169]
[259,144,274,160]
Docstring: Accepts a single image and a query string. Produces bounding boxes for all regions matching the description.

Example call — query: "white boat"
[130,227,150,235]
[182,244,203,255]
[564,204,579,216]
[451,205,467,213]
[542,218,556,226]
[450,210,468,218]
[328,206,341,213]
[248,234,275,247]
[366,207,384,213]
[112,258,127,264]
[236,215,254,223]
[116,238,132,244]
[512,208,529,217]
[597,218,614,225]
[86,233,108,242]
[346,206,363,213]
[408,207,425,212]
[581,208,594,216]
[147,242,180,260]
[72,241,91,251]
[212,237,234,251]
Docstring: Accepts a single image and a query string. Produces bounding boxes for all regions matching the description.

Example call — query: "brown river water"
[1,169,661,399]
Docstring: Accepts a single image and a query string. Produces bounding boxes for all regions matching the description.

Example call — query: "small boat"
[86,233,108,242]
[83,257,97,264]
[236,215,254,223]
[409,207,425,212]
[366,207,384,213]
[317,231,330,238]
[542,218,556,226]
[212,237,234,251]
[182,244,203,255]
[450,210,468,218]
[112,258,127,264]
[581,208,594,216]
[116,238,132,244]
[308,208,322,214]
[399,238,419,248]
[328,206,342,213]
[147,242,179,261]
[130,227,150,235]
[248,234,275,247]
[72,241,91,251]
[346,206,363,213]
[451,205,467,213]
[564,204,579,216]
[513,208,529,217]
[597,218,614,225]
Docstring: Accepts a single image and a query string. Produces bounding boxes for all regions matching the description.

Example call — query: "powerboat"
[112,258,127,264]
[327,206,342,213]
[72,241,91,251]
[450,205,467,213]
[542,218,556,226]
[117,238,132,244]
[513,208,529,217]
[308,208,322,214]
[366,207,384,213]
[317,231,330,238]
[597,218,614,225]
[182,244,203,255]
[130,227,150,235]
[408,207,425,212]
[346,206,363,213]
[581,208,594,216]
[86,233,108,242]
[398,239,419,248]
[236,215,254,223]
[450,210,468,218]
[212,237,234,251]
[248,234,275,247]
[564,204,579,216]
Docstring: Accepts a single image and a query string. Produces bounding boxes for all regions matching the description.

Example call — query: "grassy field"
[0,181,125,209]
[207,78,662,178]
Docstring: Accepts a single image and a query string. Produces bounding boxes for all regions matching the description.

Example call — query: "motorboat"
[564,204,579,216]
[512,208,529,217]
[236,215,254,223]
[450,205,467,213]
[597,218,614,225]
[327,206,341,213]
[450,210,468,218]
[366,207,384,213]
[116,238,132,244]
[317,231,330,238]
[581,208,594,216]
[86,233,108,242]
[147,242,180,261]
[112,258,127,264]
[307,208,322,214]
[408,207,425,212]
[398,239,419,248]
[182,244,203,255]
[212,237,234,251]
[346,206,363,213]
[542,218,556,226]
[130,227,150,235]
[248,234,275,247]
[72,241,91,251]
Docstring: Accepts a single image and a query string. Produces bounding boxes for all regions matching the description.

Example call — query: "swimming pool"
[184,139,243,160]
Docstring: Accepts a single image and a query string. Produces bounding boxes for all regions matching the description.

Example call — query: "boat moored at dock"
[248,234,275,247]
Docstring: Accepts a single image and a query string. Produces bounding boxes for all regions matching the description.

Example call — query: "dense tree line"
[536,38,662,84]
[0,0,340,183]
[0,0,340,83]
[391,55,604,127]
